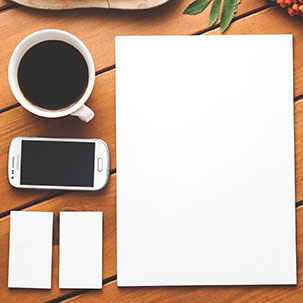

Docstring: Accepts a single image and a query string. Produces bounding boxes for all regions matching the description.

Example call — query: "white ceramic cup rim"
[8,29,95,118]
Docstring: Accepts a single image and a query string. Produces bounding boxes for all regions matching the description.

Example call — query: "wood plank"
[1,64,303,218]
[295,99,303,202]
[0,0,11,10]
[0,69,115,214]
[203,7,303,200]
[0,4,301,303]
[207,7,303,98]
[0,105,300,302]
[0,174,116,303]
[0,0,266,215]
[0,0,268,110]
[58,205,303,303]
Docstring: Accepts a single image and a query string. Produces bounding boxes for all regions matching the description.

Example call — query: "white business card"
[8,211,53,289]
[59,212,103,289]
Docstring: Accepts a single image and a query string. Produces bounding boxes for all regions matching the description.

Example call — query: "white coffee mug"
[8,29,95,122]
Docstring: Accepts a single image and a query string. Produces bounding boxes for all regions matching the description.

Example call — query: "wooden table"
[0,0,303,302]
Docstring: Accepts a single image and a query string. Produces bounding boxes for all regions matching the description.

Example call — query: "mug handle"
[70,104,94,122]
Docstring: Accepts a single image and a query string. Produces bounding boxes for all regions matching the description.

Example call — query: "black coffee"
[18,40,89,110]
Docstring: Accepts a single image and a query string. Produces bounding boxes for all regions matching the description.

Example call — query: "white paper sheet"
[8,211,53,289]
[59,212,103,289]
[116,35,296,286]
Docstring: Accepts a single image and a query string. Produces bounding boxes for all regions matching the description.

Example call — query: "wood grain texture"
[0,96,301,303]
[1,67,303,221]
[58,205,303,303]
[12,0,170,10]
[0,0,11,10]
[206,6,303,98]
[0,0,267,110]
[295,99,303,202]
[205,7,303,200]
[0,2,302,303]
[0,70,115,214]
[0,174,116,303]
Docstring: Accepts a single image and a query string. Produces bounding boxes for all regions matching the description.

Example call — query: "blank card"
[59,212,103,289]
[8,211,53,289]
[116,35,296,286]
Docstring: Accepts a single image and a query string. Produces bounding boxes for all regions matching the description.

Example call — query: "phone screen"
[20,140,95,187]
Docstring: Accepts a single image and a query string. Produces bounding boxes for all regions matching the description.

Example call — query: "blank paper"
[8,211,53,289]
[59,212,103,289]
[116,35,296,286]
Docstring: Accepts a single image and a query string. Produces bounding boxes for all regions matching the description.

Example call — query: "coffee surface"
[18,40,89,110]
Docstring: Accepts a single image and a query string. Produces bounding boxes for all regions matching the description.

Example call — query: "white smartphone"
[8,137,110,191]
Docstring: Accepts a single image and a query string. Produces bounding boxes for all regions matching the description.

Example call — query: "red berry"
[277,0,284,4]
[293,3,299,10]
[281,2,288,7]
[286,0,292,4]
[299,0,303,3]
[299,4,303,11]
[293,0,298,3]
[288,7,295,15]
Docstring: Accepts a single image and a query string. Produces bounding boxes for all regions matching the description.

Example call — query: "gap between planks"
[0,3,299,303]
[0,169,117,218]
[0,64,116,115]
[0,3,300,219]
[0,84,301,219]
[46,276,117,303]
[0,1,287,117]
[0,1,275,110]
[0,18,302,218]
[0,1,274,45]
[46,203,303,303]
[193,2,274,35]
[0,2,17,12]
[0,2,282,116]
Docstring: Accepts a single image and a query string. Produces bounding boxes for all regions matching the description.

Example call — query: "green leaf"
[220,0,241,32]
[209,0,222,26]
[183,0,212,15]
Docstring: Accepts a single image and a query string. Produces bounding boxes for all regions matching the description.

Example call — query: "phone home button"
[97,158,103,172]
